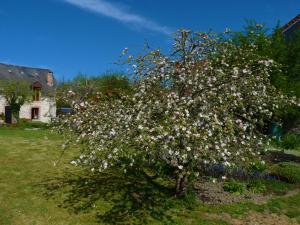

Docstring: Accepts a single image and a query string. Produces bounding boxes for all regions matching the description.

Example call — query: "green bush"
[270,162,300,184]
[223,180,245,195]
[281,133,300,150]
[247,180,267,193]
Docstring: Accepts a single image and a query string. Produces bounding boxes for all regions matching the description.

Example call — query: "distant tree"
[232,21,300,131]
[56,72,131,108]
[281,31,300,97]
[232,20,300,97]
[0,79,31,122]
[91,72,132,96]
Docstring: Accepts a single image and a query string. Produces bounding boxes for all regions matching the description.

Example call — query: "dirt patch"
[206,212,299,225]
[194,181,270,205]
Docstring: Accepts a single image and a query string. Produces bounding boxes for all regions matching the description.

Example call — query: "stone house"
[0,63,56,123]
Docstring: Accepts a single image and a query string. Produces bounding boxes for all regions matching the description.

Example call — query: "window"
[32,81,42,101]
[31,108,39,120]
[33,87,41,101]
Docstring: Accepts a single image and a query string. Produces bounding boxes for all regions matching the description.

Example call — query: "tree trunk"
[175,174,187,197]
[11,111,19,124]
[10,103,21,124]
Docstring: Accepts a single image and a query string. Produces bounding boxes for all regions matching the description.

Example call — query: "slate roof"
[282,14,300,37]
[0,63,56,96]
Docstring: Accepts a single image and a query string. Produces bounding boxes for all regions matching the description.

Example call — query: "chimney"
[47,72,54,87]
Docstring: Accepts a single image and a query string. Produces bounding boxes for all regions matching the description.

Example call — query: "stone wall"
[0,96,6,115]
[0,95,56,123]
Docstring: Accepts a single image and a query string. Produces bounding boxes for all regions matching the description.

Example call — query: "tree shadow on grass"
[40,169,177,224]
[264,151,300,164]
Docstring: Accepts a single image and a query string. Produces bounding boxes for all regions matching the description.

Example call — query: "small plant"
[223,180,245,195]
[178,190,198,209]
[250,161,267,173]
[247,180,267,193]
[270,162,300,184]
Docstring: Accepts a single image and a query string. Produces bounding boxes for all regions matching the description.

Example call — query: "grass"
[0,126,97,225]
[1,126,300,225]
[264,180,296,195]
[269,140,300,156]
[270,162,300,183]
[269,145,300,157]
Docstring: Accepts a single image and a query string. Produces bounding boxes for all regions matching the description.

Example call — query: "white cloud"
[63,0,172,35]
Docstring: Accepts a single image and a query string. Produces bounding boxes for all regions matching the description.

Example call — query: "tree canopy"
[56,72,131,108]
[0,79,31,119]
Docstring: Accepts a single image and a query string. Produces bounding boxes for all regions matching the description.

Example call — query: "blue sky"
[0,0,299,81]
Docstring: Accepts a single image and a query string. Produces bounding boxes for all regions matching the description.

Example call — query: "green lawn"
[0,127,98,225]
[0,127,300,225]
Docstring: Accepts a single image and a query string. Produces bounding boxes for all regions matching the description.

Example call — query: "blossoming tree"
[56,30,297,196]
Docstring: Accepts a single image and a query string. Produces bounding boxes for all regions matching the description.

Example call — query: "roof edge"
[282,14,300,33]
[0,62,53,73]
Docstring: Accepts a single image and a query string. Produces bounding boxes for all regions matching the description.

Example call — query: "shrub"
[247,180,267,193]
[223,180,245,195]
[270,162,300,183]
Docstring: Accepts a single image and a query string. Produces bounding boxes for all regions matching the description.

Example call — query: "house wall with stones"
[0,96,56,123]
[0,63,57,124]
[0,96,6,115]
[20,98,56,123]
